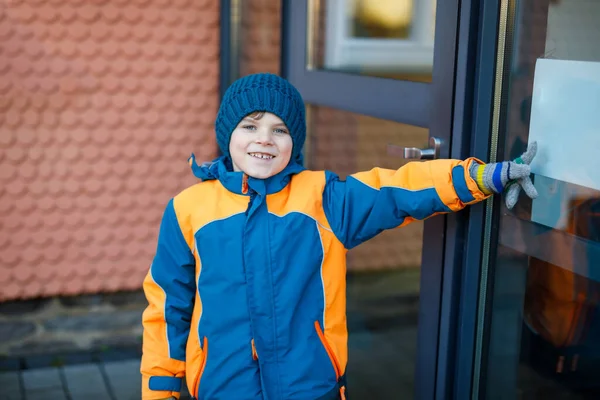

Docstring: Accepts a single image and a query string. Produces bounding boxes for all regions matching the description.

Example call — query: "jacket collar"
[188,154,305,196]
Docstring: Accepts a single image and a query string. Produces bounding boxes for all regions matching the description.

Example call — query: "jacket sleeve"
[141,198,196,400]
[322,158,490,249]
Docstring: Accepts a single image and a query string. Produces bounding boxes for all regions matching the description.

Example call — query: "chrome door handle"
[387,137,442,160]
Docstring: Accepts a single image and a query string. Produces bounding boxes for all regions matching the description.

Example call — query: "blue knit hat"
[215,73,306,165]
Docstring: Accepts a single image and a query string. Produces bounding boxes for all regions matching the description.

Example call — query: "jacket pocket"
[192,336,209,398]
[314,321,341,380]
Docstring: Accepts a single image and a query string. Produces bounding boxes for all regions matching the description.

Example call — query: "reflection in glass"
[306,105,429,398]
[352,0,414,39]
[309,0,436,82]
[481,0,600,398]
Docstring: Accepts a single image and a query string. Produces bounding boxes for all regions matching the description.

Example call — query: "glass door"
[280,1,473,399]
[474,0,600,398]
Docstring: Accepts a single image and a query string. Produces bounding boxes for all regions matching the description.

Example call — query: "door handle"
[387,137,442,160]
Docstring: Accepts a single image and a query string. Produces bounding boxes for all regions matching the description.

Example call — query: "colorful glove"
[469,141,538,209]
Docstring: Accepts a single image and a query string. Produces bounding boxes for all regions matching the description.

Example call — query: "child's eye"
[274,128,288,134]
[242,125,256,131]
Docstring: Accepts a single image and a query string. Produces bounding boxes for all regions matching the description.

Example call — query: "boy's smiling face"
[229,112,293,179]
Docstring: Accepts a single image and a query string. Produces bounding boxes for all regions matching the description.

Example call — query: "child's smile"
[248,152,275,160]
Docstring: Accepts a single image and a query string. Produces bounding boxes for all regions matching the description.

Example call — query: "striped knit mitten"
[469,141,538,209]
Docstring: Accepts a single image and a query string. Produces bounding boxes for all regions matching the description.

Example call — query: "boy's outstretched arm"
[141,198,196,400]
[322,142,537,249]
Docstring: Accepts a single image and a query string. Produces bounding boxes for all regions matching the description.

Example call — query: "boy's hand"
[469,141,538,209]
[504,142,538,209]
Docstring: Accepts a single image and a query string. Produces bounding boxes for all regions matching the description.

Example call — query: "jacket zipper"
[243,177,260,373]
[192,337,208,397]
[246,190,257,216]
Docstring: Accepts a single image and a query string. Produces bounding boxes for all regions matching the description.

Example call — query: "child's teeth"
[251,153,273,159]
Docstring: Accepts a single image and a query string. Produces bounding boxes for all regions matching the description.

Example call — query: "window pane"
[306,104,428,398]
[481,0,600,398]
[308,0,436,82]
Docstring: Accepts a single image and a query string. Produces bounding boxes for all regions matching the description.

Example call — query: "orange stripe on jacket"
[141,270,186,400]
[176,181,250,235]
[317,223,349,374]
[185,249,205,397]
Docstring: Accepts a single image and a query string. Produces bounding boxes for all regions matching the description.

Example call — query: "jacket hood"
[188,154,305,195]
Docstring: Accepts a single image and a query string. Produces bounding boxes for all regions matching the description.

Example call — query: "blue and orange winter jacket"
[141,156,489,399]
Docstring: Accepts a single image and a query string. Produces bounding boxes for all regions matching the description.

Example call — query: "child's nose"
[255,129,274,145]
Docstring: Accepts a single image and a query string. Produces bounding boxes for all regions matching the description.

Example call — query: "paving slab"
[22,367,63,392]
[103,359,141,400]
[26,389,67,400]
[63,363,112,399]
[0,371,23,400]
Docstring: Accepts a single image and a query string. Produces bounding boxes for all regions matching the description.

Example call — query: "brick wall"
[0,0,220,301]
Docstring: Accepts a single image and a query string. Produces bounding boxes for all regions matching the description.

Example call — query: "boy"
[141,73,537,400]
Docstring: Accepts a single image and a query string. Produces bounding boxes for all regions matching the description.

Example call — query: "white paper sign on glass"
[528,58,600,191]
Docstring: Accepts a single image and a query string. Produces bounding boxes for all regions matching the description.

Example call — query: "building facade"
[1,0,600,398]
